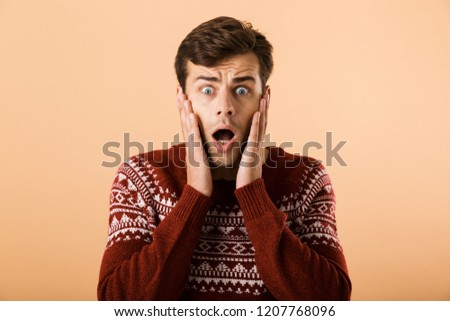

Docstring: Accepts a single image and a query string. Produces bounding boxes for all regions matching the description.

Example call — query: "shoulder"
[264,146,329,182]
[120,143,186,173]
[114,144,187,194]
[126,143,186,170]
[263,146,333,202]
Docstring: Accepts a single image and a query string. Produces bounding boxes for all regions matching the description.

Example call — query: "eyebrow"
[195,75,256,84]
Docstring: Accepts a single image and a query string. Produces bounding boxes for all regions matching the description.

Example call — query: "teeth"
[218,140,229,144]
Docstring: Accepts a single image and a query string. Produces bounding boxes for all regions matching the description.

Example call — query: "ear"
[264,85,271,102]
[176,84,183,95]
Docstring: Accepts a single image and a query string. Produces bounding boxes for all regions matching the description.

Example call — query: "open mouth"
[212,129,235,145]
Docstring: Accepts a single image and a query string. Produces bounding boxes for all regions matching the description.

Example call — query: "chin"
[205,141,241,168]
[208,153,241,169]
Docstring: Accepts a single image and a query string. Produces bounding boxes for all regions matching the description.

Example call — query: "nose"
[215,91,235,116]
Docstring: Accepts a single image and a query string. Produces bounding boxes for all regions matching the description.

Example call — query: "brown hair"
[175,16,273,92]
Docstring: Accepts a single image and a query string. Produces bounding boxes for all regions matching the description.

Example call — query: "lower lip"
[211,139,236,153]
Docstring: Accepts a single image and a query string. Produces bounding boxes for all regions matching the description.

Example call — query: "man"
[98,16,351,300]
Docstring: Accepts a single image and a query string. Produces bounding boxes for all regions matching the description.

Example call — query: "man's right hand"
[177,87,213,197]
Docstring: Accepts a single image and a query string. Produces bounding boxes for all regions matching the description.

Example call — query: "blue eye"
[201,87,214,95]
[235,87,249,95]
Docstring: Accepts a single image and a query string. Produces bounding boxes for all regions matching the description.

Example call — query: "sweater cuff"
[234,178,280,221]
[173,184,212,227]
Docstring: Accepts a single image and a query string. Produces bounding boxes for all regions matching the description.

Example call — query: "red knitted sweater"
[97,144,351,300]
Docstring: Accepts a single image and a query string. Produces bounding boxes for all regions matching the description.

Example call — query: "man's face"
[184,52,267,168]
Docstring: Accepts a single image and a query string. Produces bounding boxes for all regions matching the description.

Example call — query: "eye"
[201,87,214,95]
[235,86,249,96]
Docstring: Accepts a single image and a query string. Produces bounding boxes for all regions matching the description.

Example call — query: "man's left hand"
[236,94,269,189]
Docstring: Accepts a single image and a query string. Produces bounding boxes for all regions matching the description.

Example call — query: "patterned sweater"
[97,144,351,300]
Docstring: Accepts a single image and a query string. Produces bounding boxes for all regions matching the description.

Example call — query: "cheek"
[243,99,260,117]
[190,91,212,107]
[240,100,260,129]
[188,95,205,118]
[189,91,210,111]
[193,111,207,129]
[189,102,209,133]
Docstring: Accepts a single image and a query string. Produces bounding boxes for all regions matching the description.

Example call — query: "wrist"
[188,179,212,197]
[236,169,262,189]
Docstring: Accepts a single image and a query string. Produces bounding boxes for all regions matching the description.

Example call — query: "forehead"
[186,52,261,82]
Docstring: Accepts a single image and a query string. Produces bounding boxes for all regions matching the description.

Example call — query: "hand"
[177,87,213,197]
[236,94,269,189]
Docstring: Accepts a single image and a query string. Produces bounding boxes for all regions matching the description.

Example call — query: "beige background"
[1,0,449,300]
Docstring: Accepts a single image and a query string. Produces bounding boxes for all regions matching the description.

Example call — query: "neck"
[210,148,269,181]
[211,165,239,181]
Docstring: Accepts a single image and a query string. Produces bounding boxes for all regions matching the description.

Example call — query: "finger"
[189,112,202,144]
[177,95,183,112]
[261,98,269,157]
[177,95,185,130]
[177,93,186,111]
[177,91,186,118]
[247,111,260,151]
[264,92,270,116]
[180,99,192,141]
[176,86,181,106]
[176,87,185,111]
[185,98,194,114]
[185,100,203,146]
[183,100,193,139]
[264,98,268,137]
[263,95,269,136]
[188,111,208,166]
[186,99,203,139]
[258,98,266,143]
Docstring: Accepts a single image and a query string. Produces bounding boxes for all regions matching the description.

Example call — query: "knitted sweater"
[97,144,351,300]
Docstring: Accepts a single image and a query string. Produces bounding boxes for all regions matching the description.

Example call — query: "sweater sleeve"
[97,162,212,300]
[234,167,351,300]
